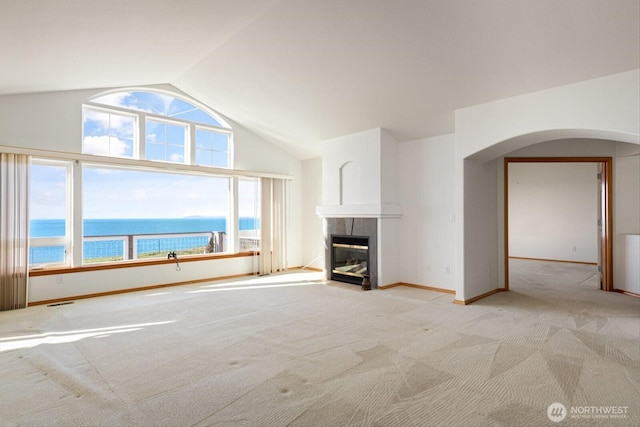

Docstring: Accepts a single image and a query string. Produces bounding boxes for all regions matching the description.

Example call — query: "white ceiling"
[1,0,638,158]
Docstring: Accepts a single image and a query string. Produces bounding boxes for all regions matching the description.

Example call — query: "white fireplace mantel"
[316,204,403,219]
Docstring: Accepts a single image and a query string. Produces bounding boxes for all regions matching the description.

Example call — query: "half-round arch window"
[83,89,232,168]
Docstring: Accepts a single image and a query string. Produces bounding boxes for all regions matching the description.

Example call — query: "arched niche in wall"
[339,160,361,206]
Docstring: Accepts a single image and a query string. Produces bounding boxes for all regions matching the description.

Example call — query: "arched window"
[83,89,232,168]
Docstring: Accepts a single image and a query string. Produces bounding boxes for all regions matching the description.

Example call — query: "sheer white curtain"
[0,153,30,311]
[259,178,289,275]
[271,178,288,272]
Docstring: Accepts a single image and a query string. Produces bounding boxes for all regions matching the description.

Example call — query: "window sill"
[29,251,259,277]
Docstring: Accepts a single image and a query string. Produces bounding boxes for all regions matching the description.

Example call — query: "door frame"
[503,157,613,291]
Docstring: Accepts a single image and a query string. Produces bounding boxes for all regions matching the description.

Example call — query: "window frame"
[80,162,233,265]
[15,88,294,274]
[29,158,73,268]
[82,105,139,159]
[15,143,288,275]
[144,116,190,164]
[82,89,233,169]
[193,125,232,168]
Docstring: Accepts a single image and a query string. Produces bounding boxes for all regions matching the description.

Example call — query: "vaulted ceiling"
[1,0,638,158]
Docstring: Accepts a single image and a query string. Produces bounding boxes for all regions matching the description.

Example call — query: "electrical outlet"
[426,265,431,272]
[445,265,451,274]
[572,247,577,252]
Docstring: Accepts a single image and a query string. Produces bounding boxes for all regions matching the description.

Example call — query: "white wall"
[614,144,639,293]
[508,162,598,263]
[28,256,257,303]
[321,128,383,208]
[0,85,304,302]
[378,218,401,286]
[456,69,640,161]
[380,129,400,207]
[615,147,640,235]
[398,134,456,290]
[301,157,324,270]
[461,158,499,301]
[0,88,88,153]
[377,129,402,286]
[620,235,640,294]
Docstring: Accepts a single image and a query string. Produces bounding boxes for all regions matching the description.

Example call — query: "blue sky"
[82,167,231,219]
[31,165,259,219]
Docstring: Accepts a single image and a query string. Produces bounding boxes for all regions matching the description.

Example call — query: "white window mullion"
[227,132,234,169]
[71,161,83,267]
[229,176,239,254]
[186,125,197,165]
[188,124,195,165]
[139,113,146,160]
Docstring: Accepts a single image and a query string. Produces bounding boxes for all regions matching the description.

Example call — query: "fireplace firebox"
[331,235,369,285]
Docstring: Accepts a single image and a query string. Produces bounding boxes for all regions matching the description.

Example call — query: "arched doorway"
[459,134,638,304]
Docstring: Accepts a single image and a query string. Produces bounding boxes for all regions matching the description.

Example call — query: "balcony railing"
[30,230,260,266]
[84,231,226,263]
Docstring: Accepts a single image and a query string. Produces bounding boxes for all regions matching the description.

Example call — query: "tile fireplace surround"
[324,217,378,289]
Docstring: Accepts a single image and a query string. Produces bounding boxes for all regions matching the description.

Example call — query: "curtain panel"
[271,178,288,272]
[259,178,289,275]
[0,153,30,311]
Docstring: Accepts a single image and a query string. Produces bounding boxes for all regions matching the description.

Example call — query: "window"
[29,160,71,267]
[145,119,187,163]
[26,88,266,271]
[83,90,232,167]
[83,108,136,158]
[82,165,230,264]
[195,128,230,167]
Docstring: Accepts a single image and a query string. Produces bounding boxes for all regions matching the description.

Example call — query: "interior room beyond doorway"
[504,157,612,292]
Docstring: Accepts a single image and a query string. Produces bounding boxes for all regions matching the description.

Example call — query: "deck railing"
[83,231,226,263]
[30,230,261,266]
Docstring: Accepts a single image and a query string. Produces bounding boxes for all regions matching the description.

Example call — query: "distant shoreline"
[30,217,259,238]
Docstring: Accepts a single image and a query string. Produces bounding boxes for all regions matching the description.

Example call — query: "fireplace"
[331,235,369,285]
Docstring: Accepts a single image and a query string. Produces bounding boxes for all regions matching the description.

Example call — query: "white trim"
[1,145,292,180]
[316,204,403,218]
[71,160,82,267]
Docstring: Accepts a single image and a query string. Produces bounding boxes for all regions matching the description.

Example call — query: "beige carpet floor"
[0,259,638,426]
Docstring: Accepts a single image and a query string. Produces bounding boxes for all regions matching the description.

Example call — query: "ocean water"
[29,217,259,264]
